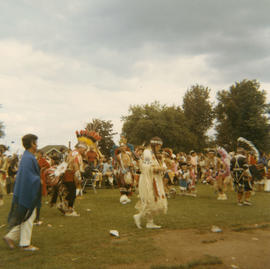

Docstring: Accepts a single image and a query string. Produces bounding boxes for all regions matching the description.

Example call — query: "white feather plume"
[237,137,260,160]
[54,162,68,177]
[217,146,231,173]
[217,146,230,160]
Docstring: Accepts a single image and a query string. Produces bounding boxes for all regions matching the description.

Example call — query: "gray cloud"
[1,0,269,84]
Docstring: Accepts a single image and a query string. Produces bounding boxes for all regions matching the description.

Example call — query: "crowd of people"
[1,131,270,251]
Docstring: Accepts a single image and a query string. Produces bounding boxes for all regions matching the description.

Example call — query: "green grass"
[1,185,270,269]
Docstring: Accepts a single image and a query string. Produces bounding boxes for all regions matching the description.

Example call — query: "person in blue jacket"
[3,134,41,251]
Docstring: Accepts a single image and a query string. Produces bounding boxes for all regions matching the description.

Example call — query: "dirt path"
[152,227,270,269]
[110,225,270,269]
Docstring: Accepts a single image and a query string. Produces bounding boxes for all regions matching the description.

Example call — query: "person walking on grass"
[59,142,87,216]
[34,150,50,225]
[133,136,167,229]
[3,134,41,251]
[6,155,18,195]
[230,147,253,206]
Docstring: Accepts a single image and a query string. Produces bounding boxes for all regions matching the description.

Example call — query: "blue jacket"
[8,150,41,228]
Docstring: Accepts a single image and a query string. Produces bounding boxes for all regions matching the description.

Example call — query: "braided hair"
[150,137,163,165]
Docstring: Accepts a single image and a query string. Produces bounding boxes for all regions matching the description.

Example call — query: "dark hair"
[22,134,38,150]
[51,155,60,164]
[0,145,8,154]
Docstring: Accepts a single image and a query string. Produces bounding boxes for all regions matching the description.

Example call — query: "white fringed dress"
[135,148,167,218]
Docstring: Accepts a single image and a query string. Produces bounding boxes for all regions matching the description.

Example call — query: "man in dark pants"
[61,142,87,216]
[231,147,252,206]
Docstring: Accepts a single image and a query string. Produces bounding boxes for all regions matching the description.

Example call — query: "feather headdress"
[217,146,231,175]
[111,135,136,162]
[76,129,101,147]
[237,137,260,160]
[217,146,231,161]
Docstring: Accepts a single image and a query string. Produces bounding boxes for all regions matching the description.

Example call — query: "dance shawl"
[8,150,41,228]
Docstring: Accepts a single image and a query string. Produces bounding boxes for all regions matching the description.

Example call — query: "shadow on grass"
[150,255,222,269]
[231,223,270,232]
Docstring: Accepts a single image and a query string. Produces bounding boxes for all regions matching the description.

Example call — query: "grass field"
[1,184,270,269]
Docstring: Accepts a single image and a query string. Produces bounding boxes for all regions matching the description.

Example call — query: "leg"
[57,183,69,214]
[0,176,5,206]
[64,182,80,216]
[243,191,251,205]
[217,176,227,200]
[10,176,15,193]
[97,172,102,188]
[118,174,129,204]
[91,175,97,193]
[93,173,97,187]
[4,225,20,248]
[243,180,252,205]
[237,191,244,205]
[108,175,114,188]
[6,177,11,194]
[50,185,59,206]
[146,215,161,229]
[163,177,169,197]
[34,207,41,224]
[19,209,37,248]
[65,182,76,209]
[133,212,143,229]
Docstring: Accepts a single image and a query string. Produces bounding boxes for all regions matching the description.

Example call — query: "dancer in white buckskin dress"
[133,137,167,229]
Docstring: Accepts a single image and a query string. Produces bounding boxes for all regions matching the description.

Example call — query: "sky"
[0,0,269,154]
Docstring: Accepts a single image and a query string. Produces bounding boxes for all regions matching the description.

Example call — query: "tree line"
[1,79,269,156]
[121,79,270,154]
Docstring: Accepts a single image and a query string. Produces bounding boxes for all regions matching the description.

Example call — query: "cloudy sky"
[0,0,269,153]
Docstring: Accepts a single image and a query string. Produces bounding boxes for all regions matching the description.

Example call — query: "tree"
[121,101,197,152]
[86,119,117,158]
[0,105,4,138]
[182,85,215,151]
[215,79,270,152]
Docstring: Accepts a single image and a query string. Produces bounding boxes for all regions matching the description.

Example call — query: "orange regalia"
[76,129,103,190]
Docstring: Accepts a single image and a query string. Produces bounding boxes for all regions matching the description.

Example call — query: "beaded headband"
[150,140,163,145]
